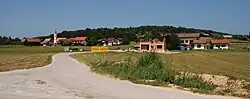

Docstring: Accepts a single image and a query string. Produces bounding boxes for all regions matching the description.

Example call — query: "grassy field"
[0,45,131,72]
[0,45,64,72]
[72,51,250,81]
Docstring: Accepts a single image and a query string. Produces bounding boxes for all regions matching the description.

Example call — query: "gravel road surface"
[0,53,240,99]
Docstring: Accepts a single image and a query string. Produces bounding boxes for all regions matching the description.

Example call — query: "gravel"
[0,52,241,99]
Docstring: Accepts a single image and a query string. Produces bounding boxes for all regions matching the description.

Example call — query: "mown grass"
[72,51,250,81]
[0,45,64,71]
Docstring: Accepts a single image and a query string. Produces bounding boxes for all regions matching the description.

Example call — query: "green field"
[72,51,250,81]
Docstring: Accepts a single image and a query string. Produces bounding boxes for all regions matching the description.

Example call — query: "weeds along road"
[0,52,240,99]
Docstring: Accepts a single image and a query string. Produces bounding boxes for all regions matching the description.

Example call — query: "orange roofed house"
[55,37,87,45]
[70,37,87,45]
[22,38,41,46]
[211,39,231,50]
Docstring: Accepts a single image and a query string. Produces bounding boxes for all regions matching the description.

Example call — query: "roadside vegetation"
[72,51,250,98]
[0,45,63,72]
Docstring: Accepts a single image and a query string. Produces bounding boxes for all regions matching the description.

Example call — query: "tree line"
[0,36,21,45]
[39,25,231,45]
[2,25,249,46]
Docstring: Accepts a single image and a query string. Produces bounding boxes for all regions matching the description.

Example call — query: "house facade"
[211,39,231,49]
[139,33,166,53]
[70,37,87,45]
[176,33,200,46]
[22,38,41,46]
[193,39,207,50]
[98,37,122,46]
[140,40,165,52]
[41,38,53,46]
[56,38,67,44]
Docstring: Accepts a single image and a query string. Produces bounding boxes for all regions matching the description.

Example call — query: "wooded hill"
[39,25,235,45]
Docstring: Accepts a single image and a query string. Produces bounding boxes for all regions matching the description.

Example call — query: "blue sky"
[1,0,250,37]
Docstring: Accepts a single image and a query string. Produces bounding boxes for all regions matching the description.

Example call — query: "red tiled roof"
[24,38,41,42]
[193,39,207,44]
[70,37,87,41]
[56,38,67,42]
[176,33,200,38]
[180,43,189,46]
[211,39,231,44]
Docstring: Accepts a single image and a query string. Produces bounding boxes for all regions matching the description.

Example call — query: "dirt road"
[0,53,240,99]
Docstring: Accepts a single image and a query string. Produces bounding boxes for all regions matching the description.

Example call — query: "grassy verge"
[73,53,217,93]
[72,51,250,98]
[0,45,64,72]
[72,51,250,81]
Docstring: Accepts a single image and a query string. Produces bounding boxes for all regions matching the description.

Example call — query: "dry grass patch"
[0,53,55,72]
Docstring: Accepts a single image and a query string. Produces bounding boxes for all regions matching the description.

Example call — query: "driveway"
[0,53,239,99]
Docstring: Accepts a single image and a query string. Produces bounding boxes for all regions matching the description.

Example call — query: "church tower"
[53,29,57,45]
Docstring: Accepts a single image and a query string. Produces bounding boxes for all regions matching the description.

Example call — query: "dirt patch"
[34,80,47,84]
[201,74,249,97]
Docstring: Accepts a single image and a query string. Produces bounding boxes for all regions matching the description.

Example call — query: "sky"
[0,0,250,37]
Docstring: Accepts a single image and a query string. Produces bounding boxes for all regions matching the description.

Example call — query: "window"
[185,40,189,43]
[216,45,220,48]
[197,44,201,48]
[221,45,226,47]
[157,45,162,49]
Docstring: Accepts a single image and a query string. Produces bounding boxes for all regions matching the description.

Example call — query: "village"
[1,0,250,98]
[21,32,235,52]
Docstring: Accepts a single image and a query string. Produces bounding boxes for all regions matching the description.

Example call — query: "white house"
[211,39,231,50]
[192,39,207,50]
[98,37,122,46]
[222,35,233,39]
[176,33,200,46]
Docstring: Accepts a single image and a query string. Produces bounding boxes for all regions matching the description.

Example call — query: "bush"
[90,52,217,93]
[174,73,217,91]
[133,53,167,80]
[243,84,250,90]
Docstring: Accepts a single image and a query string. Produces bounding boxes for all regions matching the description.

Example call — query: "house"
[22,38,41,46]
[176,33,200,46]
[222,35,233,39]
[70,37,87,45]
[193,39,210,50]
[98,37,122,46]
[140,40,165,53]
[56,38,67,44]
[211,39,231,49]
[40,38,53,46]
[139,33,166,53]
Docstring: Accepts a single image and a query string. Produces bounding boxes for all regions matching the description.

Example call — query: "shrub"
[90,52,217,93]
[174,73,217,91]
[243,84,250,90]
[133,53,167,80]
